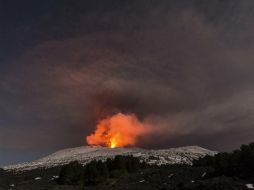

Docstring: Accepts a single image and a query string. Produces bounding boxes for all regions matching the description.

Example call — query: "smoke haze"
[1,0,254,164]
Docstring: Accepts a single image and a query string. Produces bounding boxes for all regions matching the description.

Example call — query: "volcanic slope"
[4,146,217,171]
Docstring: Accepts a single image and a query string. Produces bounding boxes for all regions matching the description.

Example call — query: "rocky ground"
[0,165,252,190]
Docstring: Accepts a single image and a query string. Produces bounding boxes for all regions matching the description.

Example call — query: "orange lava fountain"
[86,113,147,148]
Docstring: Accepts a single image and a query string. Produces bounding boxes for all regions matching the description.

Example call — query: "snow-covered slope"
[3,146,217,171]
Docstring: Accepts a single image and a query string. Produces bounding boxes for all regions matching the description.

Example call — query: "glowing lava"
[110,138,117,148]
[86,113,148,148]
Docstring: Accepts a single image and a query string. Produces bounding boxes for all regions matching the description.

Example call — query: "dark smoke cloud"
[1,0,254,164]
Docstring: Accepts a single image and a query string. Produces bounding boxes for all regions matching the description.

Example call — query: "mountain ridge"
[3,145,217,171]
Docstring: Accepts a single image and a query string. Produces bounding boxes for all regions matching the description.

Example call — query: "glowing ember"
[86,113,147,148]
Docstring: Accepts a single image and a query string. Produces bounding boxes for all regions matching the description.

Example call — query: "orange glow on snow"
[86,113,147,148]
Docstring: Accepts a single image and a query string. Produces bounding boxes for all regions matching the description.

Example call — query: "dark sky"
[1,0,254,166]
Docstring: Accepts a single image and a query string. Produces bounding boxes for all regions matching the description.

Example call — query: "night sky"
[1,0,254,166]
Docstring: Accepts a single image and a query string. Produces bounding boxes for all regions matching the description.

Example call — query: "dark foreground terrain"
[0,166,254,190]
[0,165,251,190]
[1,142,254,190]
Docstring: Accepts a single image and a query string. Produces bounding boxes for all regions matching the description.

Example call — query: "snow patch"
[246,184,254,189]
[201,172,206,178]
[51,175,59,180]
[34,177,42,180]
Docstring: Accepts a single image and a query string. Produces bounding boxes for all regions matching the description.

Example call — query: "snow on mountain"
[3,146,217,171]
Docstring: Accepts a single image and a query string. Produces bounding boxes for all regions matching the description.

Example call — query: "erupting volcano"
[86,113,148,148]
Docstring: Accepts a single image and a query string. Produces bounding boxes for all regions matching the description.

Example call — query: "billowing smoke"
[2,0,254,156]
[86,113,150,148]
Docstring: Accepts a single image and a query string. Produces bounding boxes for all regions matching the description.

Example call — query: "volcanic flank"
[3,146,216,171]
